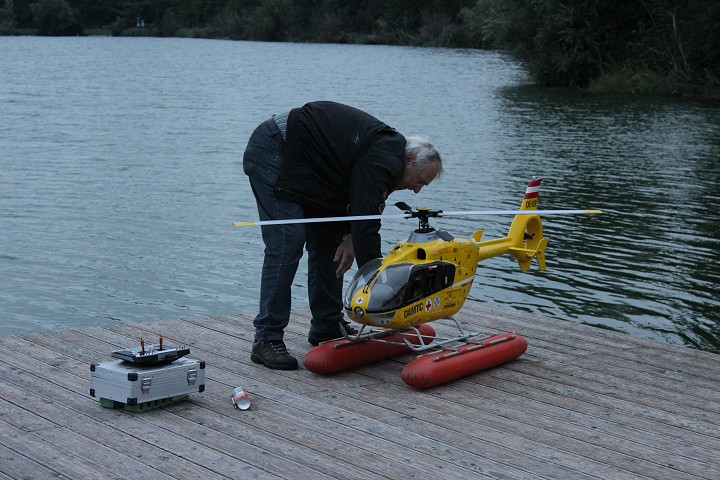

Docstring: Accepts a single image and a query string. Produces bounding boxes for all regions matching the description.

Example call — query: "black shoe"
[308,320,359,346]
[251,340,298,370]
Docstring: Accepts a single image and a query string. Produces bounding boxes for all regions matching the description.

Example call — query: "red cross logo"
[425,300,432,312]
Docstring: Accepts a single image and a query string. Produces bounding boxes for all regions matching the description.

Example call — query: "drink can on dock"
[231,387,251,410]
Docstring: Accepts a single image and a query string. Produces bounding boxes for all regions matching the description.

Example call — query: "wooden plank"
[0,441,62,479]
[0,377,230,480]
[18,324,490,479]
[0,303,718,480]
[462,302,720,375]
[0,469,15,480]
[98,319,627,478]
[0,337,344,480]
[91,321,519,479]
[92,321,524,478]
[281,308,720,478]
[451,367,720,465]
[0,420,116,479]
[201,309,720,425]
[497,357,720,440]
[476,329,720,402]
[0,343,282,480]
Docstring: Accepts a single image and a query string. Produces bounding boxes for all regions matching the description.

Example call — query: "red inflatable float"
[304,324,436,375]
[401,332,527,389]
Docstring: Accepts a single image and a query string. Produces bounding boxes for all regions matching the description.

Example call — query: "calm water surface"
[1,37,719,353]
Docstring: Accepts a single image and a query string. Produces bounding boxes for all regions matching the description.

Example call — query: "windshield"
[345,260,457,313]
[366,263,414,312]
[344,258,384,308]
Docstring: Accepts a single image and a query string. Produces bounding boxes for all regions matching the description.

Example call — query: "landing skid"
[305,317,528,389]
[303,324,437,375]
[401,316,474,352]
[338,321,438,348]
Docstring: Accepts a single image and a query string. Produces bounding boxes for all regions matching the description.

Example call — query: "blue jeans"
[242,118,344,342]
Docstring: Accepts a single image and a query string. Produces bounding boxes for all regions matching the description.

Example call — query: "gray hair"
[405,136,443,178]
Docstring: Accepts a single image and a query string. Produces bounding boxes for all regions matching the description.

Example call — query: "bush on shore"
[2,0,718,98]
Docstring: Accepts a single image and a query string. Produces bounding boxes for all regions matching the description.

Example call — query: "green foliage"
[476,0,628,86]
[474,0,719,97]
[640,1,720,97]
[2,0,717,97]
[31,0,82,35]
[1,0,17,33]
[586,68,679,96]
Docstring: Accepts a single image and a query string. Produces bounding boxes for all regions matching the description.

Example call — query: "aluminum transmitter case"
[90,357,205,406]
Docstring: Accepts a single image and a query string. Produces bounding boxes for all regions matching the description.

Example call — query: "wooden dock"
[1,302,718,479]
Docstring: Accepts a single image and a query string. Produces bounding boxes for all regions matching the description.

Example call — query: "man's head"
[396,136,443,193]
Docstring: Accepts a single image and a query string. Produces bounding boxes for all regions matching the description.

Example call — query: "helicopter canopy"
[344,259,456,313]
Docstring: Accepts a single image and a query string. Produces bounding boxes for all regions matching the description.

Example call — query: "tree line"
[1,0,718,98]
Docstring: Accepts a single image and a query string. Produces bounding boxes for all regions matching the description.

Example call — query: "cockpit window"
[364,262,457,312]
[403,262,455,304]
[343,258,384,308]
[366,263,414,312]
[345,260,457,313]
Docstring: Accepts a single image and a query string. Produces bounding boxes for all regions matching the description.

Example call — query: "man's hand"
[334,234,355,277]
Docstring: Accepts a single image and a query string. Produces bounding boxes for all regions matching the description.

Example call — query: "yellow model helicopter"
[344,176,552,330]
[235,177,601,388]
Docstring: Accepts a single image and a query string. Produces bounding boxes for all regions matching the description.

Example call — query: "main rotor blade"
[232,209,601,227]
[233,212,410,227]
[439,209,602,217]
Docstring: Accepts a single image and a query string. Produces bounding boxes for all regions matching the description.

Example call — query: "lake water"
[1,36,719,354]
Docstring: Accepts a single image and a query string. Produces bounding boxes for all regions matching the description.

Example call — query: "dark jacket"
[276,101,406,267]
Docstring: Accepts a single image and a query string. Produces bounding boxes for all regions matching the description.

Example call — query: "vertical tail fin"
[520,177,542,210]
[475,177,548,272]
[508,177,546,271]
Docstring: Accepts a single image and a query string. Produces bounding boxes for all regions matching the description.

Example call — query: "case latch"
[187,368,197,385]
[141,377,152,393]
